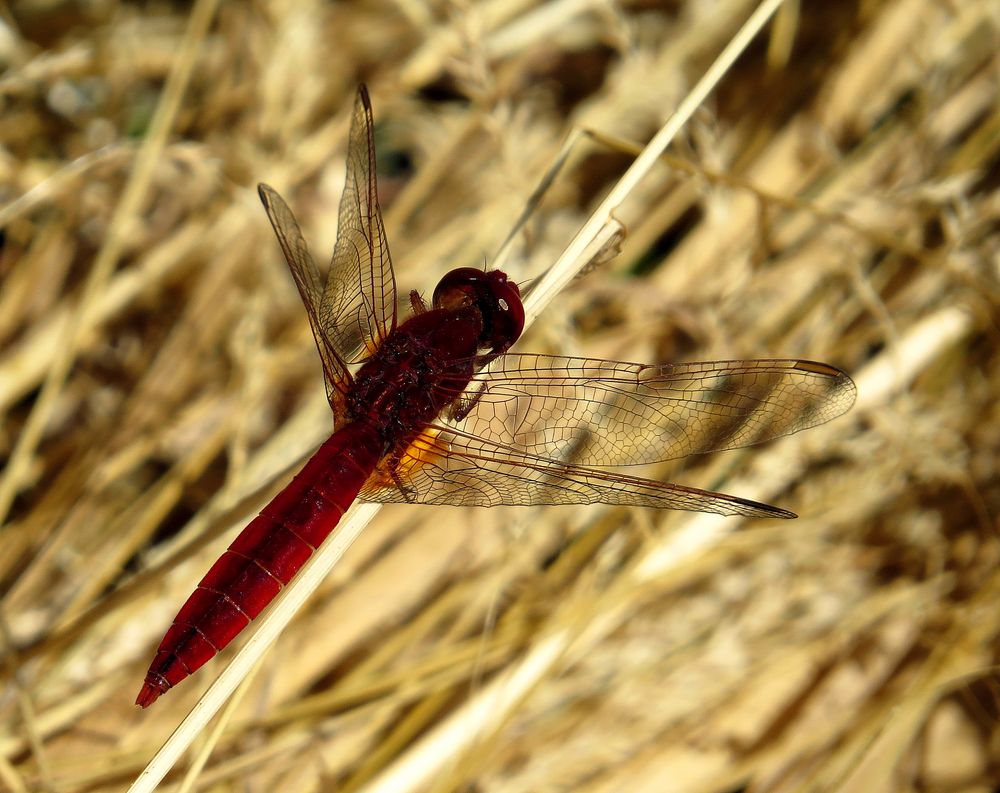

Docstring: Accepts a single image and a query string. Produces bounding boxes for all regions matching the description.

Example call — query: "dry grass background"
[1,0,998,790]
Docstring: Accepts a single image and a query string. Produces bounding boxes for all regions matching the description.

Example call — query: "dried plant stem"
[521,0,790,326]
[355,1,801,790]
[128,503,381,793]
[365,630,571,793]
[634,303,974,581]
[0,0,221,526]
[3,0,997,787]
[176,650,264,793]
[358,295,973,793]
[131,0,789,784]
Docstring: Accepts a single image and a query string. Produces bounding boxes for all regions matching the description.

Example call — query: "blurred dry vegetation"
[1,0,999,790]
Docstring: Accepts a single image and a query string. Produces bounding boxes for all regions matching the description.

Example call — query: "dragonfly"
[136,85,856,708]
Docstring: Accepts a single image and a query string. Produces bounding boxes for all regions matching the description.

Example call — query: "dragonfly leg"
[409,289,428,315]
[388,455,418,502]
[448,380,487,422]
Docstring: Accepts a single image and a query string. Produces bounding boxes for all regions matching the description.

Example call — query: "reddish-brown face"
[432,267,524,354]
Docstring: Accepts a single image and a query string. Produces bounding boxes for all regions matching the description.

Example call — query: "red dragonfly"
[136,86,856,708]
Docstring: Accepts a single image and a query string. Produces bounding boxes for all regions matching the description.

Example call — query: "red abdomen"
[136,422,380,707]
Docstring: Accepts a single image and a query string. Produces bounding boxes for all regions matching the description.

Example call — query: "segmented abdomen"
[136,422,379,707]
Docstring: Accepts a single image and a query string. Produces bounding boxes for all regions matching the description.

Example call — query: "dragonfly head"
[433,267,524,354]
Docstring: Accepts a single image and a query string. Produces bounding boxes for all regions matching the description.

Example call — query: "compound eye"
[491,280,524,349]
[432,267,482,311]
[476,270,524,353]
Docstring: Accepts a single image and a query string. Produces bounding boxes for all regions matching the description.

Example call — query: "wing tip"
[731,496,797,520]
[357,83,372,113]
[793,358,859,415]
[793,358,856,387]
[792,359,843,377]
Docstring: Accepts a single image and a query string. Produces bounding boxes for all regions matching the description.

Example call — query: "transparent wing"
[360,426,795,519]
[444,356,856,467]
[320,84,397,362]
[257,183,353,424]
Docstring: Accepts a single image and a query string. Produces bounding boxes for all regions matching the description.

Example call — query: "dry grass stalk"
[1,0,998,791]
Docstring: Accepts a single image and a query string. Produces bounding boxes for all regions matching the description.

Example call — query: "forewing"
[359,427,794,519]
[320,85,397,362]
[257,183,353,424]
[448,356,856,467]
